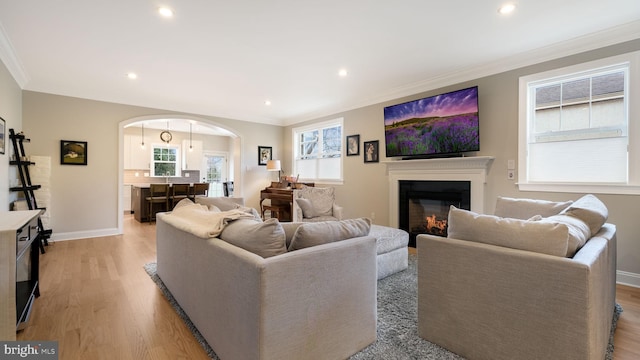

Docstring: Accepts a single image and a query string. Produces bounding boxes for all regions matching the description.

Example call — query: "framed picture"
[60,140,88,165]
[0,117,5,155]
[258,146,272,166]
[346,134,360,156]
[364,140,379,163]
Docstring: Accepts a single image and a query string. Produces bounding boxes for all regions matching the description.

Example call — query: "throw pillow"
[295,198,316,218]
[219,218,287,258]
[448,206,569,257]
[288,218,371,251]
[541,214,590,257]
[494,196,573,220]
[560,194,608,236]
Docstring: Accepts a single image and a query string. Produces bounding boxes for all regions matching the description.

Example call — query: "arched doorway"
[117,115,243,233]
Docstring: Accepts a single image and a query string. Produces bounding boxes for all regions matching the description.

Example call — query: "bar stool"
[146,183,169,222]
[190,183,209,200]
[170,183,190,209]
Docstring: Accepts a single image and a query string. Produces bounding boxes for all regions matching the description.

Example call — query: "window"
[152,144,180,177]
[518,50,640,194]
[292,118,343,183]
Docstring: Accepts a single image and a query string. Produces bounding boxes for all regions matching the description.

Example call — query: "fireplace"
[399,180,470,247]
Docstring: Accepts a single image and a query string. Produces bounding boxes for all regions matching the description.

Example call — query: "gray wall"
[284,39,640,285]
[21,91,283,237]
[0,59,22,211]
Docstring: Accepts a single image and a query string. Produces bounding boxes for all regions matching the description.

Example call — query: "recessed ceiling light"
[158,7,174,18]
[498,3,516,15]
[264,100,272,106]
[127,72,138,79]
[338,69,348,77]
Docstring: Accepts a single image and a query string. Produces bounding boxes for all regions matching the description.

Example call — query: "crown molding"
[0,21,29,87]
[285,20,640,126]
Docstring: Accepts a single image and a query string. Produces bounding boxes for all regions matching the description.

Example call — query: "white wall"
[0,59,22,211]
[285,39,640,286]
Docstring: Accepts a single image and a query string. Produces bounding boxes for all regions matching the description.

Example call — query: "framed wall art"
[346,134,360,156]
[364,140,379,163]
[60,140,88,165]
[0,117,5,155]
[258,146,272,166]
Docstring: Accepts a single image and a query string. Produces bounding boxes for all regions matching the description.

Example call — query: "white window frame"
[151,143,181,177]
[518,50,640,195]
[291,118,344,184]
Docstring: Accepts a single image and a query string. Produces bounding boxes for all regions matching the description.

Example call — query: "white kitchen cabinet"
[124,134,150,170]
[182,139,203,172]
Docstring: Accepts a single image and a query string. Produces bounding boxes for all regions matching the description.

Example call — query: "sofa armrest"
[333,203,344,220]
[416,225,616,360]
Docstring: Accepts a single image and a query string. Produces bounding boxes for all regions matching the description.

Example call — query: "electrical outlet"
[507,170,515,180]
[371,212,376,220]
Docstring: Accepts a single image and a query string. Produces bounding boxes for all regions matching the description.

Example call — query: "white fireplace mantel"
[384,156,494,227]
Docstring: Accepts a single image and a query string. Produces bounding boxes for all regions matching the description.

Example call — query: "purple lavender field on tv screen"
[384,86,479,157]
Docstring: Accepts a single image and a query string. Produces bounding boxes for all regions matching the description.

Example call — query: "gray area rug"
[144,255,622,359]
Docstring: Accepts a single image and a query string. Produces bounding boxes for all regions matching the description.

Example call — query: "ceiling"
[0,1,639,127]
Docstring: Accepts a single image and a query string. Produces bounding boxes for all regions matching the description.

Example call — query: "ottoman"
[370,225,409,280]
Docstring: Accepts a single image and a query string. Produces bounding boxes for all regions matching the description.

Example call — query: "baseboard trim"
[50,228,121,242]
[617,270,640,288]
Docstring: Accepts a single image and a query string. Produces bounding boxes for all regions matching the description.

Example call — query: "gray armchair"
[292,187,343,222]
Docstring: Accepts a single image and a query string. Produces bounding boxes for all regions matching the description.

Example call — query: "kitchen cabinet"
[124,134,150,170]
[182,139,203,172]
[123,185,132,213]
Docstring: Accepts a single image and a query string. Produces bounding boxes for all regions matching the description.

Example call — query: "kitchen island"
[131,183,209,222]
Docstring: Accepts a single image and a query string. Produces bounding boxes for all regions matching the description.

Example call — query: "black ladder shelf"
[9,128,52,253]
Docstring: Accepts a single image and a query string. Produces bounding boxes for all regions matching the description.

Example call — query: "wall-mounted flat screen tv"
[384,86,479,159]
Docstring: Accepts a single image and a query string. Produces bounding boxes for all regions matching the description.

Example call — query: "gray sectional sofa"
[155,201,378,360]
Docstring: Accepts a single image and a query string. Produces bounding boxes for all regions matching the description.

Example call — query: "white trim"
[518,50,640,193]
[283,20,640,126]
[385,156,494,227]
[51,228,120,241]
[0,22,29,87]
[617,270,640,288]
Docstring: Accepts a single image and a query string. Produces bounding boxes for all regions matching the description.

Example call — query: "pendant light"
[140,123,145,149]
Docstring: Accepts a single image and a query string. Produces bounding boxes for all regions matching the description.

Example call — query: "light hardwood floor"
[17,215,640,359]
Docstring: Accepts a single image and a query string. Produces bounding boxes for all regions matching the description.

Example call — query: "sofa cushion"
[560,194,608,236]
[219,218,287,258]
[540,214,591,257]
[288,218,371,251]
[448,206,569,257]
[494,196,573,220]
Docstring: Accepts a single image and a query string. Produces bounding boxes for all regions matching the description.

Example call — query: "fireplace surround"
[385,156,494,246]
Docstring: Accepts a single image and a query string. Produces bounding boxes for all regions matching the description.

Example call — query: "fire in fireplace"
[399,180,470,247]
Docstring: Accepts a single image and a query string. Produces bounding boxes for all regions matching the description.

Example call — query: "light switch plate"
[507,160,516,170]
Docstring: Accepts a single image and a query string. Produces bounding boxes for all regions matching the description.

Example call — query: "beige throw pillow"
[295,198,316,218]
[560,194,608,236]
[219,218,287,258]
[288,218,371,251]
[541,214,590,257]
[448,206,569,257]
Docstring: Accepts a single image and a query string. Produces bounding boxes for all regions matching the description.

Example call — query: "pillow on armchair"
[293,187,343,222]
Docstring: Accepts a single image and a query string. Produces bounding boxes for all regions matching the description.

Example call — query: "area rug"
[144,255,623,359]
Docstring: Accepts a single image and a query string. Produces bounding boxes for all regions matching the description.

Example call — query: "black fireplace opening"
[399,180,471,247]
